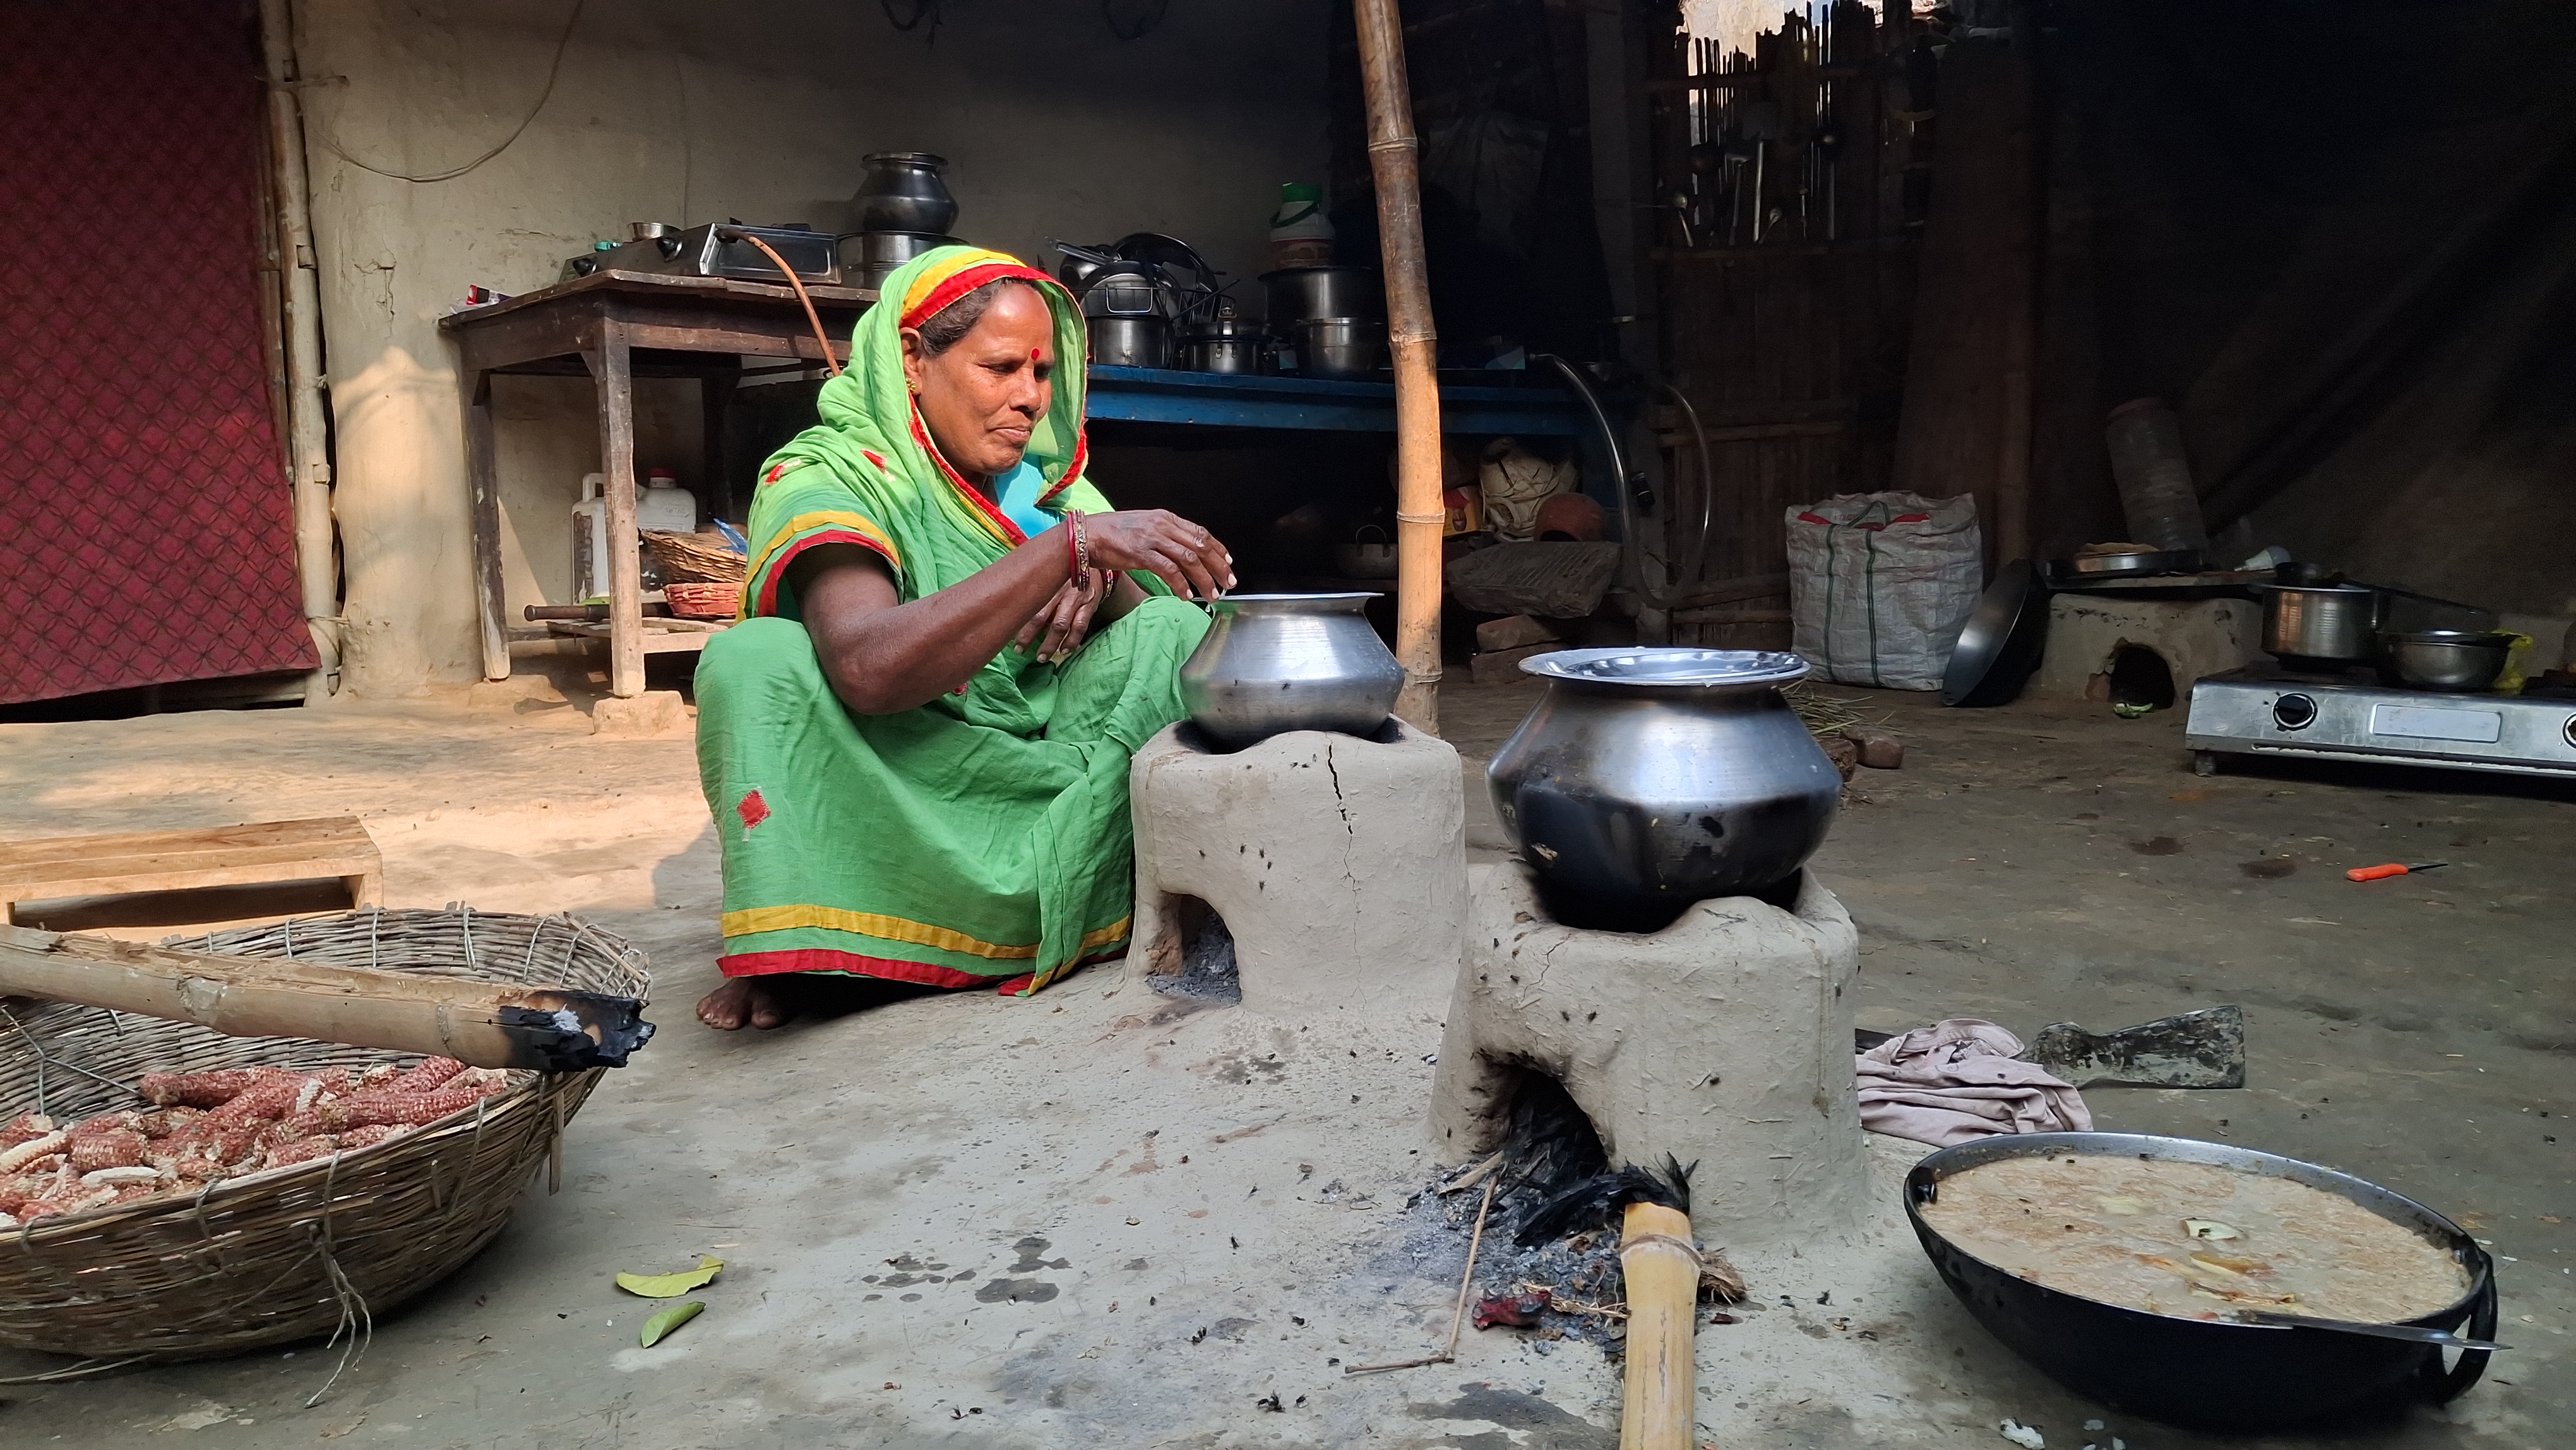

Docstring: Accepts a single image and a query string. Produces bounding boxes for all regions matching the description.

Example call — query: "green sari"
[693,246,1208,995]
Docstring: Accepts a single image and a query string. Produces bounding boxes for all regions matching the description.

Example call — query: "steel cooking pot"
[850,152,957,235]
[1293,318,1385,378]
[1906,1132,2495,1431]
[2381,629,2512,692]
[1487,649,1840,930]
[1260,265,1381,327]
[1088,315,1171,369]
[1178,594,1403,748]
[2256,583,2383,665]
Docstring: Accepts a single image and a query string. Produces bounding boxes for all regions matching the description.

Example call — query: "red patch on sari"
[736,789,771,830]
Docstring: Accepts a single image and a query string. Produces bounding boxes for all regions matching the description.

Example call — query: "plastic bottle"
[640,468,698,534]
[572,472,610,603]
[1268,183,1335,270]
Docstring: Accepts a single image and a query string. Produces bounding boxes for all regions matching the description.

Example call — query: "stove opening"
[1147,894,1240,1004]
[2104,644,2178,712]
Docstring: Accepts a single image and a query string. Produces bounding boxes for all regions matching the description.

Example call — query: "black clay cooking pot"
[1906,1132,2496,1432]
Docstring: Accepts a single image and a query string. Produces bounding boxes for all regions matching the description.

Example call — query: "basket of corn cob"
[0,907,648,1371]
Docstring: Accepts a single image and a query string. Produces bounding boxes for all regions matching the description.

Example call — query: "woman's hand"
[1082,510,1236,601]
[1015,571,1111,664]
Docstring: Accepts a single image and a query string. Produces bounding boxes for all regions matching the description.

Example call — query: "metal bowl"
[1178,594,1403,749]
[2382,629,2511,692]
[1907,1132,2494,1430]
[1293,318,1385,378]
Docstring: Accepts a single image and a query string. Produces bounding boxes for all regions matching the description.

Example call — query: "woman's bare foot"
[696,976,796,1031]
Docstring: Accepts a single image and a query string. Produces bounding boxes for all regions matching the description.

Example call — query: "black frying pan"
[1906,1132,2496,1432]
[1942,559,2048,707]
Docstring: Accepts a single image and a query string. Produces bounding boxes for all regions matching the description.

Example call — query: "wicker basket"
[0,908,648,1374]
[643,529,748,585]
[662,581,739,620]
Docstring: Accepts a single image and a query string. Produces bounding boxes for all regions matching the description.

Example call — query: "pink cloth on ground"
[1856,1018,2093,1147]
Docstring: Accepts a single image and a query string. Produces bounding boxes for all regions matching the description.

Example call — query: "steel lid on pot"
[1520,647,1810,689]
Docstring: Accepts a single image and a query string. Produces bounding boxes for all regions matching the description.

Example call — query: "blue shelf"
[1083,364,1589,436]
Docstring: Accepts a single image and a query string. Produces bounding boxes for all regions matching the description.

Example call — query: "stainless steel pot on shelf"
[851,152,958,235]
[1178,594,1404,749]
[1292,318,1385,378]
[1486,649,1840,930]
[1089,315,1172,369]
[1260,265,1381,328]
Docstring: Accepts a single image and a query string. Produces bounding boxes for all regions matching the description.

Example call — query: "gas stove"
[2185,664,2576,779]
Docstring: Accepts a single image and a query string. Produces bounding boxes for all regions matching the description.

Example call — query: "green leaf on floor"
[638,1300,705,1348]
[617,1255,722,1298]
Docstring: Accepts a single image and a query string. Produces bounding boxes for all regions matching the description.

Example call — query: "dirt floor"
[0,666,2565,1449]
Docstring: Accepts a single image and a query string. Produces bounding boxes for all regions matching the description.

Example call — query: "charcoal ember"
[352,1062,402,1091]
[1,1113,57,1150]
[454,1067,511,1094]
[0,1130,67,1174]
[138,1066,299,1108]
[66,1111,140,1140]
[388,1057,468,1095]
[337,1124,407,1151]
[68,1128,148,1173]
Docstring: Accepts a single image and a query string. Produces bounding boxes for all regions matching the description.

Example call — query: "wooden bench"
[0,818,382,929]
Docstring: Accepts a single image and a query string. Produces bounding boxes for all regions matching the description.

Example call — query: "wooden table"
[439,270,874,697]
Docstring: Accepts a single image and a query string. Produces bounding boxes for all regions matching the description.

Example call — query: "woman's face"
[901,285,1056,482]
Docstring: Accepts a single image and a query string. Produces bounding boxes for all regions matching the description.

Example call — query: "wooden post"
[586,328,646,698]
[1354,0,1444,735]
[466,369,510,681]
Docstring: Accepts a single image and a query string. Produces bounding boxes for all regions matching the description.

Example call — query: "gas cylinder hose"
[719,229,842,377]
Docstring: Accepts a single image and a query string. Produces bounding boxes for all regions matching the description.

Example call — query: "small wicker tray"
[0,908,648,1375]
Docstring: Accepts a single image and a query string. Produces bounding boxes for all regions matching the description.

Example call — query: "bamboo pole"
[259,0,342,704]
[1618,1201,1699,1450]
[0,925,650,1072]
[1353,0,1444,735]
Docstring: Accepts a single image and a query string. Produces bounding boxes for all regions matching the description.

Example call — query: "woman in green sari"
[693,246,1234,1030]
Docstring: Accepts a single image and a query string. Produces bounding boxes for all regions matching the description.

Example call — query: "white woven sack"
[1784,491,1983,690]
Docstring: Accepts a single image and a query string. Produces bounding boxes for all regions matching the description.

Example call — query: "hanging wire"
[317,0,586,184]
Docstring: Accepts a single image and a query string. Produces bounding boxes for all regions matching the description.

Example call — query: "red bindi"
[1029,347,1043,361]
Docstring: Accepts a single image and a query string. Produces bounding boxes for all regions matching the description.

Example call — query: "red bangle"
[1065,510,1085,584]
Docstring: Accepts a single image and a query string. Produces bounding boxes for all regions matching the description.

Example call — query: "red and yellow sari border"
[744,509,902,617]
[899,253,1063,331]
[720,944,1130,996]
[909,405,1028,549]
[722,902,1130,962]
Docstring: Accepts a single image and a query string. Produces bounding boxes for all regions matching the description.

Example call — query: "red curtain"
[0,1,316,704]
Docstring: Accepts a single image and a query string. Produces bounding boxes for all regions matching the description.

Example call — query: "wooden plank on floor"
[0,817,379,908]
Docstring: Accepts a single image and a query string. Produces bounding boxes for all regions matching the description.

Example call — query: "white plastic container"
[1268,182,1334,270]
[640,468,697,534]
[571,470,696,602]
[572,472,610,603]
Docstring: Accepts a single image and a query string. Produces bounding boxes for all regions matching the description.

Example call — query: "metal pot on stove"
[2255,582,2383,666]
[1486,648,1841,930]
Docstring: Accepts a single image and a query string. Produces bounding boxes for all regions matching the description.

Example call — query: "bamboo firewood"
[1619,1201,1700,1450]
[0,924,652,1072]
